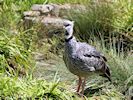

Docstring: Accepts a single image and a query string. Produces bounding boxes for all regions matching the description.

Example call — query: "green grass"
[0,28,34,76]
[67,0,133,51]
[92,38,133,94]
[0,73,81,100]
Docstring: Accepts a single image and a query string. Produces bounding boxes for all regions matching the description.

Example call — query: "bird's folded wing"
[74,42,107,71]
[77,42,107,62]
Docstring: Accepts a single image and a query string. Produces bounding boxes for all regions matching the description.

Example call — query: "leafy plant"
[68,0,133,51]
[0,28,33,76]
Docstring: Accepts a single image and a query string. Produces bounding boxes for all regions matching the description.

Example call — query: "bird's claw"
[75,92,87,100]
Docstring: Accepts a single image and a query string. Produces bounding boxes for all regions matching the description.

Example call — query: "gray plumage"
[63,21,111,81]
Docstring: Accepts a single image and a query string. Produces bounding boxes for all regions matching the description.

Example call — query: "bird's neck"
[65,35,73,42]
[65,36,77,53]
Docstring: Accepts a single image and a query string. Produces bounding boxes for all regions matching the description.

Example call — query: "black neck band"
[65,36,73,42]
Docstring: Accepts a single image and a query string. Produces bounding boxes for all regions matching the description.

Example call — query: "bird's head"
[63,20,74,40]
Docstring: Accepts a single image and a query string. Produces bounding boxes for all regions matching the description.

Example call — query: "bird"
[63,20,111,95]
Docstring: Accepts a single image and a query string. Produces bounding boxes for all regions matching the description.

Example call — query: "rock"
[24,16,70,28]
[23,11,40,17]
[31,4,60,17]
[31,4,52,13]
[23,3,86,31]
[31,4,45,11]
[31,4,86,17]
[24,16,40,22]
[46,4,60,17]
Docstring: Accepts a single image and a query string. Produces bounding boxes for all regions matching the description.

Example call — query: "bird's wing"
[74,42,107,71]
[74,42,111,81]
[77,42,107,62]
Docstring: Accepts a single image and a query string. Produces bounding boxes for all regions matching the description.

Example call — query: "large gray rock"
[23,3,86,32]
[31,4,60,17]
[24,16,70,28]
[23,11,40,17]
[31,4,86,17]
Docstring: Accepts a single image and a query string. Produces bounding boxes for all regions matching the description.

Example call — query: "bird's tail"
[100,64,111,82]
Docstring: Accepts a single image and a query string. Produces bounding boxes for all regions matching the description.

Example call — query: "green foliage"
[68,0,133,50]
[0,74,80,99]
[0,0,46,30]
[72,5,113,41]
[0,28,33,75]
[92,39,133,93]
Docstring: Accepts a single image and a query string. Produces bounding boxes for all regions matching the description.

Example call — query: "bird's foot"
[75,92,87,99]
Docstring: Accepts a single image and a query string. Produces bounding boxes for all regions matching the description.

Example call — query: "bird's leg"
[81,77,86,95]
[76,76,82,93]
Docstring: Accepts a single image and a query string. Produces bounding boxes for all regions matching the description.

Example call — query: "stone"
[31,4,52,13]
[31,4,60,17]
[24,16,70,28]
[23,11,40,17]
[23,3,86,29]
[31,4,44,11]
